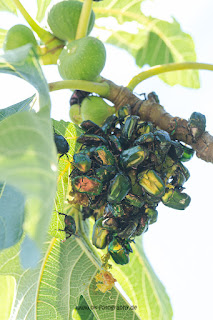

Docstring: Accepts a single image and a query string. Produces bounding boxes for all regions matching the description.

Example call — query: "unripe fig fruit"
[3,24,37,51]
[81,96,115,125]
[47,0,95,41]
[69,104,83,124]
[58,36,106,81]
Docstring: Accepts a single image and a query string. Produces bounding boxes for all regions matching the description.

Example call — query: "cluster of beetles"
[54,91,206,266]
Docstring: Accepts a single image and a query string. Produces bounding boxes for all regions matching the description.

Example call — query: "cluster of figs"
[58,92,205,266]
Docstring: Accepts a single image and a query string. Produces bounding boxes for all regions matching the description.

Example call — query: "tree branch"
[101,78,213,164]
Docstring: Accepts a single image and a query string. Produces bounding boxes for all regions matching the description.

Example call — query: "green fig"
[81,96,115,125]
[69,104,83,124]
[58,36,106,81]
[3,24,37,51]
[47,0,95,41]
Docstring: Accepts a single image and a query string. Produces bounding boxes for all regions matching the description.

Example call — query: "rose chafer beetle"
[138,169,165,197]
[77,133,108,146]
[179,143,194,162]
[137,121,154,135]
[92,217,109,249]
[145,207,158,224]
[95,165,116,182]
[72,176,103,195]
[101,115,118,133]
[108,237,133,265]
[121,115,140,141]
[93,145,115,166]
[120,145,149,169]
[73,153,92,173]
[107,173,131,204]
[104,202,125,218]
[80,119,105,136]
[162,187,191,210]
[124,193,144,208]
[134,215,149,236]
[117,104,131,120]
[188,111,206,141]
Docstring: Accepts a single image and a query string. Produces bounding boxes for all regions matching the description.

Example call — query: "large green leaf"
[0,44,50,110]
[109,238,173,320]
[0,110,57,267]
[49,119,83,240]
[0,275,16,320]
[135,18,199,88]
[0,183,25,250]
[36,0,52,22]
[0,231,172,319]
[0,235,141,320]
[0,95,36,121]
[0,0,17,14]
[0,28,7,48]
[93,0,199,88]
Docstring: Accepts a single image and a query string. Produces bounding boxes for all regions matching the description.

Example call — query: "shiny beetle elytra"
[108,237,132,265]
[54,132,69,160]
[58,212,76,239]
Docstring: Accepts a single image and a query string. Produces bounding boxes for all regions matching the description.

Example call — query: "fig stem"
[76,0,93,39]
[49,80,110,97]
[13,0,54,42]
[127,62,213,91]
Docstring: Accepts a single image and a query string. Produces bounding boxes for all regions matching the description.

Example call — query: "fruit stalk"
[48,80,110,97]
[76,0,93,39]
[12,0,55,43]
[127,62,213,91]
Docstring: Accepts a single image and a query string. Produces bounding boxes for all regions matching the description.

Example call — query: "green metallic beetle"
[107,173,131,204]
[92,217,109,249]
[178,143,194,162]
[188,112,206,141]
[124,192,144,208]
[138,169,165,197]
[73,153,92,173]
[145,207,158,224]
[162,187,191,210]
[93,145,115,166]
[121,115,140,141]
[72,176,103,195]
[120,145,149,169]
[95,165,116,182]
[108,237,133,265]
[68,105,194,266]
[117,104,131,120]
[104,202,125,218]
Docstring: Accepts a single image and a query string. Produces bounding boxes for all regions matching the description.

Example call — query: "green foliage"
[36,0,52,22]
[0,28,7,48]
[0,233,172,320]
[93,0,199,87]
[0,0,210,319]
[0,44,50,109]
[0,0,17,14]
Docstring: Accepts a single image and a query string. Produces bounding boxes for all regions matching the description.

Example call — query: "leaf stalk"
[127,62,213,90]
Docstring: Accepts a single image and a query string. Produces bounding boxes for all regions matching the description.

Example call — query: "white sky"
[0,1,213,320]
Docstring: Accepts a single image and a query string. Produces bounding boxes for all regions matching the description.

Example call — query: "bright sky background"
[0,1,213,320]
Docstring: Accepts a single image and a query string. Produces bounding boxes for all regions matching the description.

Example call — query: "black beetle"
[54,131,70,160]
[58,212,76,239]
[70,90,90,106]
